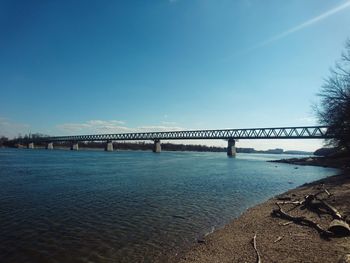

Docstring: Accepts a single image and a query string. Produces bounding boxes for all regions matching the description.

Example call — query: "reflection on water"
[0,149,337,262]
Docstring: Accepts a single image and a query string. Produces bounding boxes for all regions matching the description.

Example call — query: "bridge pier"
[153,139,161,153]
[27,142,34,149]
[71,142,79,151]
[227,138,236,157]
[46,142,54,150]
[105,141,113,151]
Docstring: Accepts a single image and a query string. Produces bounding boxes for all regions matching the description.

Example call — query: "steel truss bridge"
[33,126,331,142]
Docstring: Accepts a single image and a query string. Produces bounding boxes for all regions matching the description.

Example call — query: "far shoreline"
[1,145,316,156]
[270,155,350,169]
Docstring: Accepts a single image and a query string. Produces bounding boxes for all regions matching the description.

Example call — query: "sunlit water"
[0,148,338,262]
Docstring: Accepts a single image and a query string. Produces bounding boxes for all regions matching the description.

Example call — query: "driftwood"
[306,195,344,220]
[278,192,344,220]
[252,233,261,263]
[273,236,283,243]
[276,200,304,205]
[301,195,326,217]
[317,199,343,220]
[314,188,332,198]
[322,186,331,196]
[279,221,293,226]
[338,254,350,263]
[272,190,350,238]
[276,196,292,201]
[328,219,350,236]
[271,204,333,237]
[276,190,329,207]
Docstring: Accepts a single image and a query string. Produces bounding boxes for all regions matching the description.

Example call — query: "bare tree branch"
[316,39,350,152]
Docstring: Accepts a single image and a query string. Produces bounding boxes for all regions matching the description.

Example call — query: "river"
[0,148,337,262]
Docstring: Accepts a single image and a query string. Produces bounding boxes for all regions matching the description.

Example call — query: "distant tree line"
[0,136,9,147]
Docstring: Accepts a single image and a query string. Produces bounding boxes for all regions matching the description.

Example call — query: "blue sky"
[1,0,350,151]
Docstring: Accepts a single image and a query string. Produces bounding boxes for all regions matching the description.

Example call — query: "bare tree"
[316,40,350,152]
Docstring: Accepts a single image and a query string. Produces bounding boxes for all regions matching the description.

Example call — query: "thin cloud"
[231,1,350,57]
[56,123,90,132]
[87,120,125,126]
[57,120,129,134]
[56,120,185,135]
[161,121,178,126]
[256,1,350,48]
[137,125,184,132]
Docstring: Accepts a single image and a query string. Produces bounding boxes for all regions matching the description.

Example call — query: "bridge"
[24,126,332,156]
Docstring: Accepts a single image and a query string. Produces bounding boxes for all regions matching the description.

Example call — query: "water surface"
[0,149,338,262]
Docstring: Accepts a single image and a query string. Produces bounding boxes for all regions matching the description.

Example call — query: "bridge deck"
[32,126,331,142]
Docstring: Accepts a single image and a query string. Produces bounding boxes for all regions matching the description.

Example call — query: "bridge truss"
[33,126,331,142]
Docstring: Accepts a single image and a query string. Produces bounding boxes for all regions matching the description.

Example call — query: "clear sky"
[1,0,350,151]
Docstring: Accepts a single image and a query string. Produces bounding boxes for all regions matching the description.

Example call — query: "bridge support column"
[227,138,236,157]
[46,142,54,150]
[27,142,34,149]
[105,141,113,151]
[153,139,161,153]
[71,142,79,151]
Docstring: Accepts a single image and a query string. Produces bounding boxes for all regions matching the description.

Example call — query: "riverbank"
[270,156,350,169]
[178,169,350,263]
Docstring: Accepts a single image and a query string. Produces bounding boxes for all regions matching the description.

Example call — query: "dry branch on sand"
[271,191,350,237]
[251,233,261,263]
[272,203,333,237]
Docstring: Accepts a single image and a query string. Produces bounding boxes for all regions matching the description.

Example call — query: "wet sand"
[178,169,350,263]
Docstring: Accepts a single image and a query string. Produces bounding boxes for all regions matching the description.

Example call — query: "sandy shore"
[177,169,350,263]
